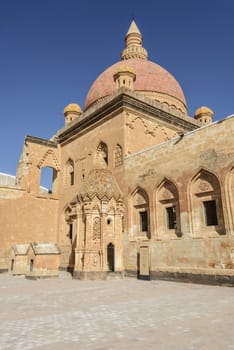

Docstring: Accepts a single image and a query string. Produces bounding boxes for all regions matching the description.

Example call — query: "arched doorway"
[107,243,115,272]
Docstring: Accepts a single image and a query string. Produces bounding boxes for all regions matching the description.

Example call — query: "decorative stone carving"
[92,254,99,267]
[79,169,123,202]
[37,150,60,171]
[93,217,101,242]
[161,189,174,200]
[114,144,123,167]
[194,179,214,193]
[134,193,147,206]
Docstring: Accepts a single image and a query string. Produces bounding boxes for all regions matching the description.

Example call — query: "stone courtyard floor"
[0,273,234,350]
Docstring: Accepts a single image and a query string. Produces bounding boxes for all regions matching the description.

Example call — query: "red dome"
[84,58,187,110]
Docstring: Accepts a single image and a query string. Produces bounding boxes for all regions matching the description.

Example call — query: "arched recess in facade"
[96,141,108,166]
[65,158,75,187]
[155,178,181,238]
[189,168,225,237]
[37,150,60,194]
[59,201,79,270]
[225,166,234,234]
[130,186,150,240]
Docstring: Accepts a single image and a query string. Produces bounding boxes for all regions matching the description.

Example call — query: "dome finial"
[121,20,148,60]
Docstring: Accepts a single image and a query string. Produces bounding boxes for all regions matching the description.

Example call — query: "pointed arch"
[130,186,150,239]
[37,150,60,171]
[37,150,60,194]
[155,178,181,238]
[189,168,225,237]
[96,141,108,165]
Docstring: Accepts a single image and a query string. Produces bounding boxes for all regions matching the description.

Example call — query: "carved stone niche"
[158,182,177,203]
[194,178,215,195]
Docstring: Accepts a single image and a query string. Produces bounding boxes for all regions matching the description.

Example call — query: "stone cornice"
[25,135,57,148]
[56,88,200,144]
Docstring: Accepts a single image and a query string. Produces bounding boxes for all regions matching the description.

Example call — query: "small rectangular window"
[140,211,148,232]
[166,206,176,229]
[203,200,218,226]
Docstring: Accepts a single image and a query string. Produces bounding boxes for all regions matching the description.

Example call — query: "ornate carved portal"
[70,169,124,280]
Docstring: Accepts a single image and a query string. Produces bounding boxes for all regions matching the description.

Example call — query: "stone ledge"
[126,268,234,286]
[73,271,107,280]
[150,271,234,286]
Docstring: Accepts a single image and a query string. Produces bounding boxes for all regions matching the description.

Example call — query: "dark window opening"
[204,200,218,226]
[107,219,111,225]
[140,211,148,232]
[166,206,176,229]
[69,223,73,241]
[70,171,74,186]
[30,259,34,272]
[11,259,14,271]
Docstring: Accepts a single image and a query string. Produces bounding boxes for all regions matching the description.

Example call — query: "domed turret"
[113,65,136,90]
[84,20,187,114]
[194,106,214,125]
[64,103,82,126]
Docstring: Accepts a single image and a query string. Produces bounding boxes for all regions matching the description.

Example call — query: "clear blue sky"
[1,0,233,176]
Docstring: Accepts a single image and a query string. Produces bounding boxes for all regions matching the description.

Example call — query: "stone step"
[106,272,123,280]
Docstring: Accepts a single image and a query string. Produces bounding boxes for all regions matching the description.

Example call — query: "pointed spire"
[126,20,141,36]
[121,20,148,60]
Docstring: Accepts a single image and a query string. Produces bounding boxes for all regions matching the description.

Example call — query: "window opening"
[166,206,176,229]
[11,259,14,271]
[40,166,54,193]
[203,200,218,226]
[30,259,34,272]
[140,211,148,232]
[97,142,108,164]
[68,223,73,241]
[70,171,74,186]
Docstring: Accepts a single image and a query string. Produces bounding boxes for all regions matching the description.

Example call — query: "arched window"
[40,166,57,194]
[114,144,123,167]
[97,142,108,164]
[156,179,181,238]
[190,169,225,237]
[131,187,150,239]
[65,159,74,186]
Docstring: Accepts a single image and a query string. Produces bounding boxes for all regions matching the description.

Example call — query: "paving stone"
[0,273,233,349]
